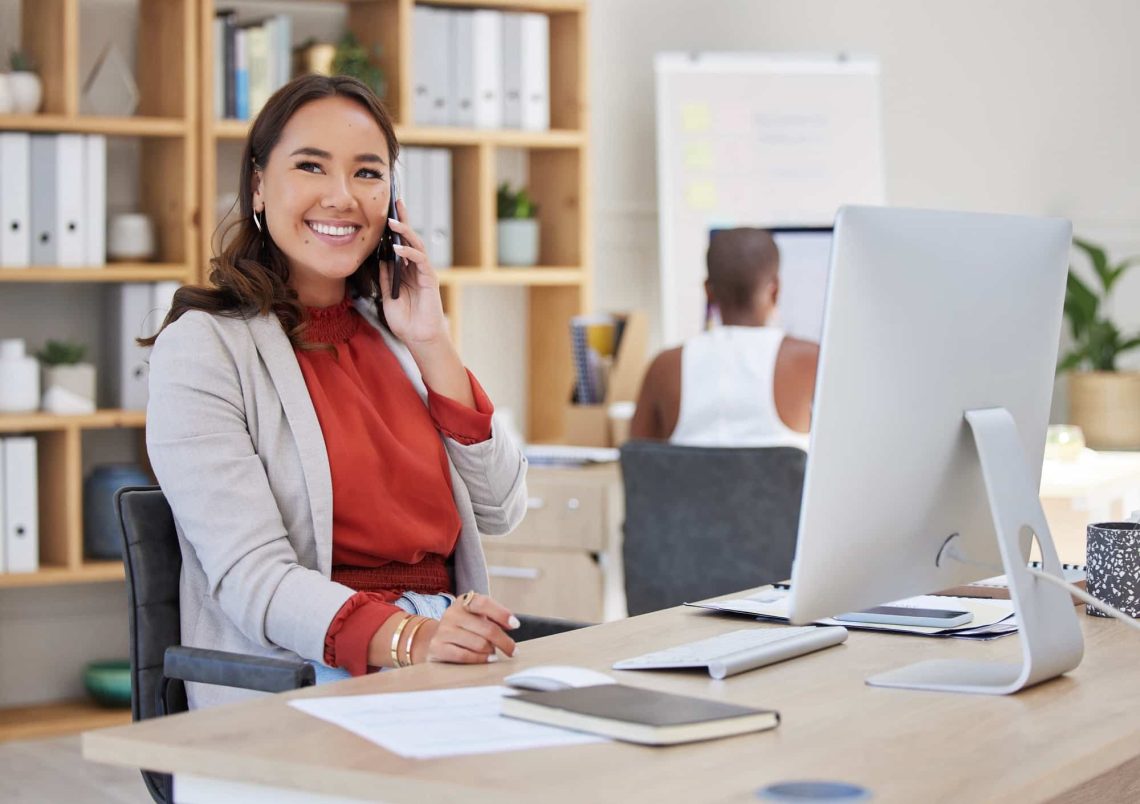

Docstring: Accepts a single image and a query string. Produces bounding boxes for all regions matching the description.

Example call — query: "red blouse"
[294,297,493,675]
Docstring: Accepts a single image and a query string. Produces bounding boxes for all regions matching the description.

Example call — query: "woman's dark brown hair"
[140,74,400,348]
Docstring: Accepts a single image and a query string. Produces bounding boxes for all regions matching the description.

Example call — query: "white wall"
[590,0,1140,420]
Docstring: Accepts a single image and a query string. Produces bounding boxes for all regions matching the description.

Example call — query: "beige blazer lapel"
[245,314,335,574]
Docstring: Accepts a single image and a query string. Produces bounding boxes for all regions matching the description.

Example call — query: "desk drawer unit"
[483,546,603,622]
[487,478,605,551]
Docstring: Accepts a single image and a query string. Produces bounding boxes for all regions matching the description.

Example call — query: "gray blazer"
[146,297,527,708]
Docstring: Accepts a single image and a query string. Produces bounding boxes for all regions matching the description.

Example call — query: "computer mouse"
[503,665,615,692]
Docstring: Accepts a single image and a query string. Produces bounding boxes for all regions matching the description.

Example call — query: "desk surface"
[83,595,1140,804]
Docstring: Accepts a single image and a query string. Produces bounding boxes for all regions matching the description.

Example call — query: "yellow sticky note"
[684,142,713,170]
[686,181,717,210]
[681,103,710,132]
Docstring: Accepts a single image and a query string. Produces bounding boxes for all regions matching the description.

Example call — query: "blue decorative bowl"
[84,660,131,708]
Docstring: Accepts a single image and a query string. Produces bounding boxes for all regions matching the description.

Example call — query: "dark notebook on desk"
[501,684,779,746]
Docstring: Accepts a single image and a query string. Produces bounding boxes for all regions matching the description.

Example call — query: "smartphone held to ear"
[378,175,405,299]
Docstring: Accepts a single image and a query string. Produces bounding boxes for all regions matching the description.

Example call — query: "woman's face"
[252,95,391,307]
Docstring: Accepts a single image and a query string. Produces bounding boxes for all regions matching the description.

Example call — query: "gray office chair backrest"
[116,486,186,803]
[118,486,327,803]
[619,441,807,616]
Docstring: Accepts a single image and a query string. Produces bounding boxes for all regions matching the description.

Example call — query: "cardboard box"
[563,311,648,446]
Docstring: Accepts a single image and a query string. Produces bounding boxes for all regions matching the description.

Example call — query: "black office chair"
[619,441,807,615]
[116,485,588,804]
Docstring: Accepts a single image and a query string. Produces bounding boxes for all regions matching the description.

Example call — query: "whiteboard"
[655,53,884,345]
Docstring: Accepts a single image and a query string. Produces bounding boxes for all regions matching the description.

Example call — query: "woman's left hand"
[379,199,449,346]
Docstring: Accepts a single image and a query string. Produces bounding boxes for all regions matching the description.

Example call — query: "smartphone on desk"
[378,173,405,299]
[835,605,973,628]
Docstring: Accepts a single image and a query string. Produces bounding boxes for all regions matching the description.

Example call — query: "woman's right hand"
[413,593,519,664]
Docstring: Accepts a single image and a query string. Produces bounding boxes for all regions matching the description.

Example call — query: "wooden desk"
[83,598,1140,803]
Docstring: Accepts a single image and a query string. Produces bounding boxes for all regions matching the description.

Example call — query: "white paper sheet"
[691,588,1015,636]
[289,685,605,759]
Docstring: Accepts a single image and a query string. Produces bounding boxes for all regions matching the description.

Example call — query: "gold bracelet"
[402,616,429,666]
[389,614,414,668]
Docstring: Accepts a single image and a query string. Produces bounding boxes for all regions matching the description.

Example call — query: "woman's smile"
[305,218,364,246]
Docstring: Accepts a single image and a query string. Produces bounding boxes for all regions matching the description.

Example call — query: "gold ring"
[459,590,476,609]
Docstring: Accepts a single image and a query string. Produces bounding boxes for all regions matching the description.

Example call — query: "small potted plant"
[497,182,540,267]
[1059,237,1140,449]
[7,50,43,114]
[38,340,96,415]
[331,33,385,98]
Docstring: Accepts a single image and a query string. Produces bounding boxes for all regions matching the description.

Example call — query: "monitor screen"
[771,227,832,343]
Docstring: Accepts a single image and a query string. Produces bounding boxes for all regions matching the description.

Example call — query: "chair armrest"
[513,614,594,643]
[164,646,316,693]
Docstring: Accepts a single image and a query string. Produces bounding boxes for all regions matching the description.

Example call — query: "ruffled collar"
[305,296,359,344]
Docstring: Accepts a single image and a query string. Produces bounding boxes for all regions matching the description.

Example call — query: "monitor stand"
[866,407,1085,695]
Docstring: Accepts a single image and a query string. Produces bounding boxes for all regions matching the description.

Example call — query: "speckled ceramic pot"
[1085,522,1140,619]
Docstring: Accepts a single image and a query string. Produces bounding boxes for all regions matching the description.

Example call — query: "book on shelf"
[501,683,780,746]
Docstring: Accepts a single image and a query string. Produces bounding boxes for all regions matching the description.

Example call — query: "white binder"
[0,439,6,572]
[520,13,551,131]
[412,6,436,125]
[30,134,87,266]
[105,283,154,410]
[0,132,31,268]
[427,148,453,268]
[85,135,107,266]
[2,436,39,574]
[428,9,453,126]
[401,147,428,249]
[149,281,180,337]
[501,13,524,128]
[471,10,503,129]
[449,10,475,128]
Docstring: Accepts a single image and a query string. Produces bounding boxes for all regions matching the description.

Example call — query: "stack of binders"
[104,282,181,411]
[0,436,39,574]
[0,132,107,268]
[413,6,550,130]
[398,148,452,269]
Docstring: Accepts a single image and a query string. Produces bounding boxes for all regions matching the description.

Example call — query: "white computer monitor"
[770,227,832,343]
[787,206,1084,695]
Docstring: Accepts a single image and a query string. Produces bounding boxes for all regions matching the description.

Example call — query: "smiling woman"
[137,75,528,709]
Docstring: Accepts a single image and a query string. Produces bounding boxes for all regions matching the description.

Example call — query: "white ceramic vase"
[108,213,156,262]
[7,71,43,114]
[0,339,41,413]
[0,75,13,114]
[497,219,540,267]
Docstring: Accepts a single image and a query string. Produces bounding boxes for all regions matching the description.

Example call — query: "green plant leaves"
[36,339,87,366]
[1065,271,1098,339]
[497,181,538,219]
[1061,237,1140,374]
[332,33,385,97]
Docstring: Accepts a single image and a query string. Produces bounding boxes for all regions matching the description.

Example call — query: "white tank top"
[670,326,811,451]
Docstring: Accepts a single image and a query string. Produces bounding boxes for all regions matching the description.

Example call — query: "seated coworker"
[630,228,817,449]
[142,75,525,708]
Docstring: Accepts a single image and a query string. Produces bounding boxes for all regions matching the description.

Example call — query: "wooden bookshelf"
[0,701,130,744]
[0,0,592,740]
[0,265,192,283]
[0,561,124,590]
[199,0,591,441]
[0,114,187,137]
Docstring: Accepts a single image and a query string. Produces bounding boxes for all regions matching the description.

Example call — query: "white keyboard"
[613,626,849,680]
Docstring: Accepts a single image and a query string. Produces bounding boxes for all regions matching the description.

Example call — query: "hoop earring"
[252,210,263,234]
